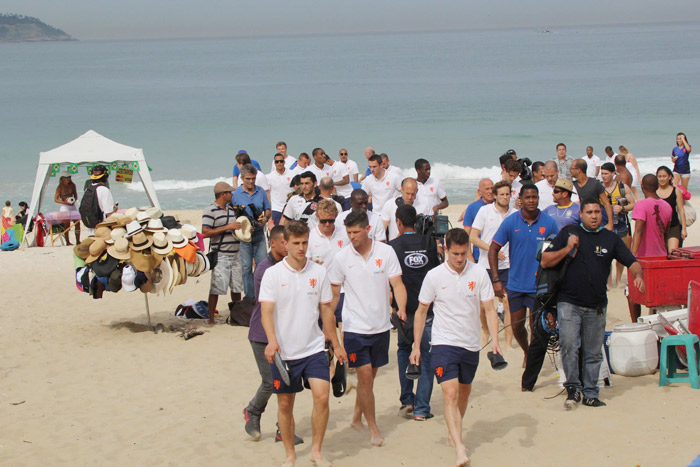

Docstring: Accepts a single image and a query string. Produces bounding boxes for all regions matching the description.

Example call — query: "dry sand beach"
[2,206,699,466]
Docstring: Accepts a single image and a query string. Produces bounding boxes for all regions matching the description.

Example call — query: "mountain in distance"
[0,13,76,42]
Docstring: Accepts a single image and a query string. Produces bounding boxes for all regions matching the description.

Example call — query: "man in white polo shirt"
[381,177,428,241]
[361,154,403,213]
[308,199,349,331]
[329,209,407,447]
[308,148,334,183]
[410,228,501,467]
[336,189,386,242]
[415,158,449,215]
[260,221,347,467]
[469,180,516,347]
[267,152,294,225]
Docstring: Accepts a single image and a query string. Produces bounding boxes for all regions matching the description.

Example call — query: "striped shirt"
[202,202,240,255]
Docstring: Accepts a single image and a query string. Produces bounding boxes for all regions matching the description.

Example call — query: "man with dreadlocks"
[541,198,645,410]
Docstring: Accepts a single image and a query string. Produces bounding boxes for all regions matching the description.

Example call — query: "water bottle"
[613,197,620,224]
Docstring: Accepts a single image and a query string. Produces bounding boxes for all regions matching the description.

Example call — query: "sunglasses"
[552,189,566,194]
[274,159,285,163]
[340,152,348,155]
[318,219,335,224]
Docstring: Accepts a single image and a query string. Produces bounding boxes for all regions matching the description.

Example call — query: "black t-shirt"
[575,178,608,223]
[549,224,637,308]
[388,232,440,320]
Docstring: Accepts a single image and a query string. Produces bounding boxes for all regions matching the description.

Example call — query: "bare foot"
[446,437,455,447]
[350,420,365,432]
[370,436,384,447]
[310,455,332,467]
[281,458,295,467]
[456,444,470,466]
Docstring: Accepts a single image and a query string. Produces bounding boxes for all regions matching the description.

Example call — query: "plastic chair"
[659,334,700,389]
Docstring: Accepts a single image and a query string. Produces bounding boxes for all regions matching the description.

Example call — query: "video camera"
[229,203,262,224]
[517,157,533,182]
[415,214,450,239]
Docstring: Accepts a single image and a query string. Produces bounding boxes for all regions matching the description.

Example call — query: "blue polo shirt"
[232,159,262,177]
[463,198,488,262]
[232,185,271,239]
[492,210,559,293]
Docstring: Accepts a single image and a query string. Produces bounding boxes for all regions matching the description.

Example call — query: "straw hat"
[96,216,120,229]
[93,226,112,241]
[124,207,139,221]
[181,224,198,241]
[167,229,189,248]
[136,211,151,225]
[145,207,163,219]
[192,252,204,276]
[106,227,126,245]
[130,248,157,273]
[168,256,179,294]
[177,255,187,285]
[145,218,167,233]
[151,231,173,255]
[124,220,144,238]
[116,217,132,227]
[233,216,252,242]
[150,261,171,295]
[554,178,575,193]
[107,237,132,261]
[85,239,107,264]
[121,265,137,292]
[73,237,95,260]
[129,232,153,251]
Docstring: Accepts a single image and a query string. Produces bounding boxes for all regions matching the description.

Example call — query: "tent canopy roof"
[39,130,143,165]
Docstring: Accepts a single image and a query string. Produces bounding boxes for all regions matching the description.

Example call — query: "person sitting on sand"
[410,228,501,466]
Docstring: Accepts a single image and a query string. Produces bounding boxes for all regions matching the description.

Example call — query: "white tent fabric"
[23,130,161,245]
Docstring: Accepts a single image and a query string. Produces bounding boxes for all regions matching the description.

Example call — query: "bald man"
[381,178,428,241]
[359,146,376,182]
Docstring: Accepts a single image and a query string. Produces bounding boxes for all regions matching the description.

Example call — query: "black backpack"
[79,183,104,228]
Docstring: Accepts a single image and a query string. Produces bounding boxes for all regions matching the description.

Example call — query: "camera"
[517,157,533,181]
[617,197,628,207]
[415,214,449,238]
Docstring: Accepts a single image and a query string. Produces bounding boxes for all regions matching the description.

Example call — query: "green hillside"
[0,13,76,42]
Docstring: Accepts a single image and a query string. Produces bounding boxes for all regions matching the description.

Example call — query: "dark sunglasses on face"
[274,159,285,164]
[553,189,564,194]
[340,152,348,155]
[319,219,335,224]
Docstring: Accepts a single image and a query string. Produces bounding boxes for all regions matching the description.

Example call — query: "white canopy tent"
[23,130,161,245]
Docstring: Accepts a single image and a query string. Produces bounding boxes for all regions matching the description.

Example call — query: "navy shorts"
[486,268,509,286]
[506,289,536,312]
[270,351,330,394]
[431,345,479,384]
[271,210,283,226]
[344,330,390,368]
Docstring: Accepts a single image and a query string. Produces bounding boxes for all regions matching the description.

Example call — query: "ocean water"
[1,22,700,211]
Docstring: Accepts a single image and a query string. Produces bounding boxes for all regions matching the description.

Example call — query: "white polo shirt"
[416,177,447,213]
[471,203,516,270]
[418,261,494,351]
[290,164,311,177]
[266,169,294,212]
[344,159,359,179]
[585,155,601,178]
[331,161,352,198]
[307,225,349,266]
[308,164,334,183]
[329,240,402,334]
[258,258,332,360]
[336,209,386,242]
[380,197,429,241]
[361,170,403,213]
[386,165,404,178]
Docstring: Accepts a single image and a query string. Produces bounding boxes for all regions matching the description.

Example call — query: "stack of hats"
[72,206,212,298]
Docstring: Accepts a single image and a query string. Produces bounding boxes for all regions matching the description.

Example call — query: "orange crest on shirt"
[430,187,434,192]
[375,258,383,268]
[539,226,546,235]
[468,281,475,291]
[337,240,344,248]
[386,181,390,186]
[309,278,317,289]
[273,380,281,390]
[435,366,444,378]
[349,353,357,363]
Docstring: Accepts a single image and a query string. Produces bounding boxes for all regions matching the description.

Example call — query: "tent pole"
[144,293,152,329]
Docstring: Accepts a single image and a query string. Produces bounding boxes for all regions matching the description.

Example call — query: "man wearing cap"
[410,228,501,467]
[233,164,272,299]
[82,164,117,236]
[203,181,244,324]
[543,179,581,229]
[329,209,407,447]
[281,171,322,225]
[361,154,403,213]
[260,221,347,467]
[267,153,295,227]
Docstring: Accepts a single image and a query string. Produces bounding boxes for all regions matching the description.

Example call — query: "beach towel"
[1,215,11,243]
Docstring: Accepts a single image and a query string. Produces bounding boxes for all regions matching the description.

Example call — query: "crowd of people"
[196,135,690,466]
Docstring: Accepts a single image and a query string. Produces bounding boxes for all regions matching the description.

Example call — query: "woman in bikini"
[54,172,80,245]
[656,166,687,252]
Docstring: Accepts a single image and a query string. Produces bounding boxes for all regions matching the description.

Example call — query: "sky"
[4,0,700,40]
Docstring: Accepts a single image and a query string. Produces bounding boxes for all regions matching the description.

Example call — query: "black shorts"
[431,345,479,384]
[344,330,390,368]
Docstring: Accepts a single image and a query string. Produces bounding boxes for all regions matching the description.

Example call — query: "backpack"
[79,183,104,228]
[535,225,577,308]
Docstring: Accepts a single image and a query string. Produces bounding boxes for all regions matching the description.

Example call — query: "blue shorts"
[271,211,283,226]
[506,289,536,312]
[431,345,479,385]
[270,351,329,394]
[486,268,509,286]
[344,330,390,368]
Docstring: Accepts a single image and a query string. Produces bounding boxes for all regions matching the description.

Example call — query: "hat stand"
[144,292,153,329]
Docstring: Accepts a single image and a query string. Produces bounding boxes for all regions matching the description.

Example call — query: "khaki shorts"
[210,253,243,295]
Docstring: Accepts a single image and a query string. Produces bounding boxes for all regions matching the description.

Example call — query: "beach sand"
[2,206,699,466]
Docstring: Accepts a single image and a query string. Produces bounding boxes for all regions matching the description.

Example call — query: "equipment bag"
[79,184,104,228]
